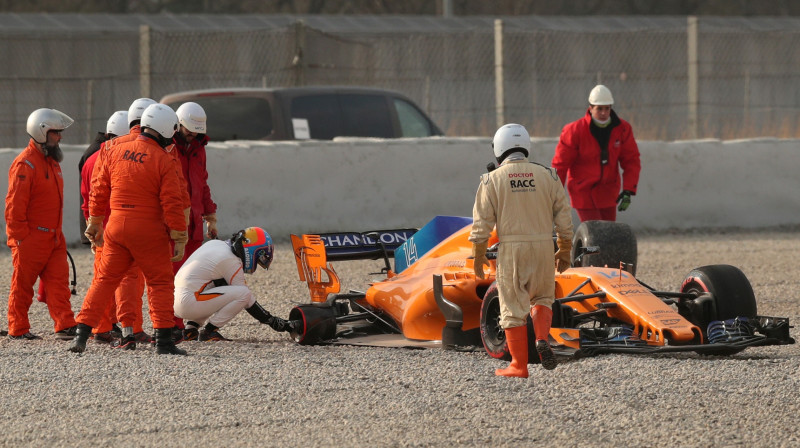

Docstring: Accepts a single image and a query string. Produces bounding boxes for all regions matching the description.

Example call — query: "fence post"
[440,0,453,17]
[139,24,151,98]
[494,19,504,129]
[687,16,698,139]
[293,20,306,87]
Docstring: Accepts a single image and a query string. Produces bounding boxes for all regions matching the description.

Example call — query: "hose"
[66,250,77,295]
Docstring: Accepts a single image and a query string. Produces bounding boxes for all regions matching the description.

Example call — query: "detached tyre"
[571,220,637,276]
[679,264,757,331]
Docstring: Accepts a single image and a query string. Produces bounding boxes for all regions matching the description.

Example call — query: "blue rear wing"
[316,229,418,261]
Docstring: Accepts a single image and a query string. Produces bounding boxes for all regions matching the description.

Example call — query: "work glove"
[203,213,218,239]
[183,207,191,226]
[170,229,189,262]
[84,216,105,253]
[617,190,634,212]
[555,236,572,273]
[471,241,490,279]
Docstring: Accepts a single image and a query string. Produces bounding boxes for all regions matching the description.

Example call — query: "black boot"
[68,324,92,353]
[155,328,187,355]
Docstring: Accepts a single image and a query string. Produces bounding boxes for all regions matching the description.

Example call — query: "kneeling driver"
[174,227,295,341]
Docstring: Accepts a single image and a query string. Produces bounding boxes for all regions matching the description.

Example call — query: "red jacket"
[173,134,217,241]
[5,140,64,244]
[552,109,641,209]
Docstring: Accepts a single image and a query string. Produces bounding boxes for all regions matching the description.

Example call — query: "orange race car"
[288,217,794,361]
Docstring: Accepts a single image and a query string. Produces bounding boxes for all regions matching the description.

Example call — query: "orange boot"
[495,325,529,378]
[532,305,557,370]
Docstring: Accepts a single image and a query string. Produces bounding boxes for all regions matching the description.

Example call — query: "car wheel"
[679,264,758,331]
[480,283,510,360]
[288,304,337,345]
[571,220,637,276]
[479,283,538,363]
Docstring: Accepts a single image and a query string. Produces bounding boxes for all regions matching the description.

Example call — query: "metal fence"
[1,15,799,148]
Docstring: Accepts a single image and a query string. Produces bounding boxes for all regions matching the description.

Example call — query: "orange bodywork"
[291,234,342,303]
[363,225,497,341]
[293,224,497,341]
[292,222,701,347]
[553,268,701,347]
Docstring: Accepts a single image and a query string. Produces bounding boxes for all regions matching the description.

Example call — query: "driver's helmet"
[231,227,274,274]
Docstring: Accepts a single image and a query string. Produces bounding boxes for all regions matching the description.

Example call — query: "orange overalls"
[76,134,188,330]
[81,145,145,334]
[5,140,77,336]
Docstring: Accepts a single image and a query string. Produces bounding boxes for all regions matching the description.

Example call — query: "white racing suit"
[469,158,573,329]
[174,240,255,328]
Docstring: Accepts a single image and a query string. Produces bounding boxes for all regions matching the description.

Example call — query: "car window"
[291,95,342,140]
[168,96,273,141]
[339,94,393,138]
[393,98,433,137]
[291,93,393,139]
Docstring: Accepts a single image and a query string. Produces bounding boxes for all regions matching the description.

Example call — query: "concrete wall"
[2,137,799,245]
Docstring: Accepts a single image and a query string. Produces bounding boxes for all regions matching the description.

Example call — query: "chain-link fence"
[1,15,800,148]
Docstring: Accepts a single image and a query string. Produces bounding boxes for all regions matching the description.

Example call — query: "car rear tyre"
[679,264,757,331]
[571,220,637,276]
[289,304,337,345]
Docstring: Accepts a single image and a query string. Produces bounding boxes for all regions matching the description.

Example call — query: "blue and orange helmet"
[231,227,274,274]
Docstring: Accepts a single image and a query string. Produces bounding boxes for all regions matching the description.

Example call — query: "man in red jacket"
[5,108,78,340]
[170,102,219,337]
[552,85,641,222]
[172,102,218,266]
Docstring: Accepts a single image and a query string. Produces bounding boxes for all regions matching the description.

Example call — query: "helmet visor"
[255,247,273,271]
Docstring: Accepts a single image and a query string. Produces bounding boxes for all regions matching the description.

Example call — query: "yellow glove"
[84,216,105,252]
[555,236,572,273]
[203,213,218,239]
[170,229,189,262]
[471,241,490,279]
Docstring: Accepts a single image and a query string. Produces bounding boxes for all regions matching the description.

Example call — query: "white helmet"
[588,85,614,106]
[176,102,207,134]
[106,110,129,137]
[127,98,157,127]
[492,123,530,162]
[141,104,178,139]
[26,108,74,144]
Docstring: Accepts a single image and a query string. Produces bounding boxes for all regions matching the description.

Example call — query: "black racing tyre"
[480,284,509,360]
[288,304,337,345]
[679,264,757,331]
[571,220,637,276]
[479,283,537,363]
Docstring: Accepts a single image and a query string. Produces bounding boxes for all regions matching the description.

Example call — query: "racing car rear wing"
[291,229,417,303]
[312,229,418,261]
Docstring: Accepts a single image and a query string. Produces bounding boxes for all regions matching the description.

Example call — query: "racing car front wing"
[433,274,794,357]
